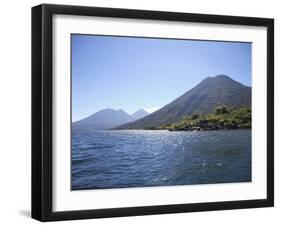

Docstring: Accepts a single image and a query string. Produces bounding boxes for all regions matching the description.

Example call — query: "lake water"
[72,129,251,190]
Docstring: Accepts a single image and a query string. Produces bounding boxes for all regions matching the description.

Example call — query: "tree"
[215,106,228,115]
[191,113,199,120]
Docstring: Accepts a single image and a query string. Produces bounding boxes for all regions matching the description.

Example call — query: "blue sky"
[72,34,251,122]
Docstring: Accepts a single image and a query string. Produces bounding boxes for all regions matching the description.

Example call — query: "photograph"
[30,3,274,222]
[71,34,252,190]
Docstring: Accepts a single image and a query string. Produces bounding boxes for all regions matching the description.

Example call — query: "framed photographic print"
[32,4,274,221]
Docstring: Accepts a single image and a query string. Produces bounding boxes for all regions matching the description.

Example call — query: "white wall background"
[0,0,278,225]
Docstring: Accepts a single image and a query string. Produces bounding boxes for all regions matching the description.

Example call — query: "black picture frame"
[32,3,274,222]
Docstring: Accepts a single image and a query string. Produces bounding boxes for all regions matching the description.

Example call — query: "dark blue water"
[72,129,251,190]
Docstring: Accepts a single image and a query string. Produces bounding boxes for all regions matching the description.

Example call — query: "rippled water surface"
[72,129,251,190]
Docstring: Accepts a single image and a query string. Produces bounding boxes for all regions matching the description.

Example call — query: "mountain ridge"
[115,75,251,129]
[73,108,135,130]
[132,109,149,120]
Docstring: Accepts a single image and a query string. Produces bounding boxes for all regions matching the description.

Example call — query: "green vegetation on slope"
[148,106,251,131]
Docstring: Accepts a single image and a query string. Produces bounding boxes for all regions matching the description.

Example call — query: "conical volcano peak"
[211,74,238,82]
[204,75,235,82]
[199,74,232,84]
[197,74,248,90]
[213,74,230,79]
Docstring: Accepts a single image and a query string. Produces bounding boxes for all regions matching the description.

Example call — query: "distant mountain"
[115,75,251,129]
[131,109,149,120]
[73,108,135,130]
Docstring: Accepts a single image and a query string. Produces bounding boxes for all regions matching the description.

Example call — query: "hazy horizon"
[72,35,251,122]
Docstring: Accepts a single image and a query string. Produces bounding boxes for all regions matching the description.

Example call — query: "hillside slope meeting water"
[72,129,251,190]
